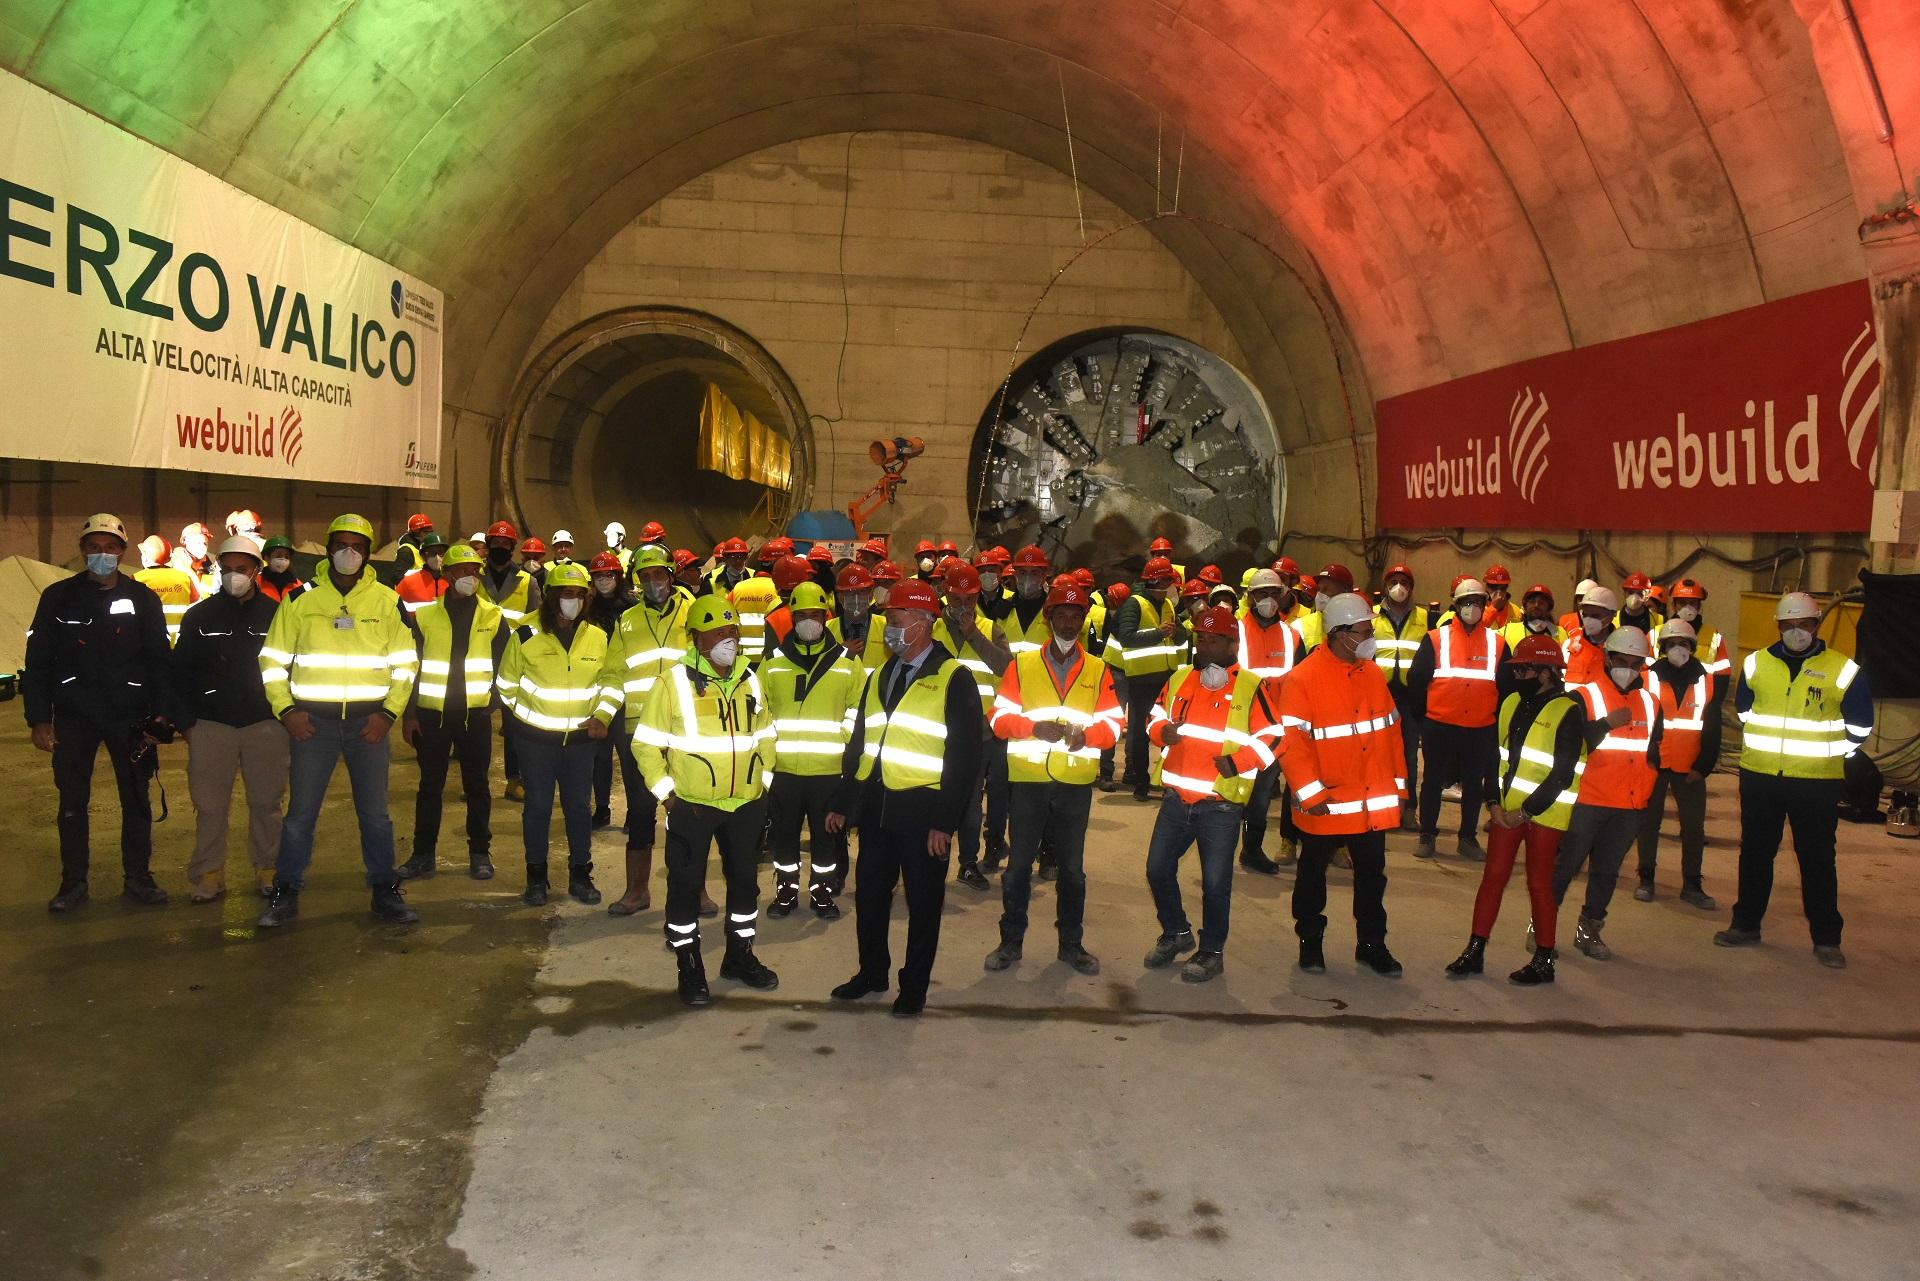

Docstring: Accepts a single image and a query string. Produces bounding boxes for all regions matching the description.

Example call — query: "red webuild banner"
[1374,281,1881,533]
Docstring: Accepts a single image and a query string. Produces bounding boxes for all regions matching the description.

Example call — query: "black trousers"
[664,798,766,952]
[853,824,950,1002]
[1241,760,1299,854]
[956,734,993,871]
[1419,720,1495,839]
[1293,830,1389,945]
[1000,782,1092,946]
[1732,770,1845,946]
[501,707,520,782]
[1390,682,1422,802]
[1636,769,1708,884]
[767,772,842,890]
[1123,671,1171,787]
[412,713,492,858]
[52,715,154,880]
[985,735,1009,847]
[592,712,650,848]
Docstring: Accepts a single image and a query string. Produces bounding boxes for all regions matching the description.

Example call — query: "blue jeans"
[276,713,397,886]
[516,733,597,869]
[1144,792,1242,952]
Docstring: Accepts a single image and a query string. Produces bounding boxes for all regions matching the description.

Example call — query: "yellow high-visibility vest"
[854,657,962,790]
[414,596,503,713]
[1495,691,1585,831]
[632,657,775,810]
[259,564,415,718]
[600,595,689,718]
[498,621,610,743]
[1739,647,1860,779]
[761,639,863,777]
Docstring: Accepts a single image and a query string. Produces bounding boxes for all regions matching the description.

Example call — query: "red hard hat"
[1297,574,1318,596]
[718,536,750,556]
[1190,605,1238,637]
[772,555,812,592]
[1510,635,1566,668]
[588,551,623,574]
[1623,572,1652,592]
[1105,582,1132,605]
[1142,556,1176,582]
[1196,564,1223,586]
[520,537,547,556]
[1012,545,1049,570]
[1670,578,1707,602]
[1149,536,1174,553]
[407,513,433,534]
[886,578,940,614]
[873,559,903,583]
[1483,564,1512,587]
[807,545,834,565]
[836,564,875,592]
[1317,563,1355,591]
[944,563,982,596]
[933,554,961,580]
[1045,582,1091,611]
[862,538,889,557]
[1522,583,1554,603]
[639,521,666,542]
[913,539,936,556]
[486,520,517,542]
[937,539,958,555]
[1070,567,1096,589]
[672,548,696,569]
[977,545,1011,567]
[1385,564,1414,583]
[1180,579,1210,599]
[761,536,795,562]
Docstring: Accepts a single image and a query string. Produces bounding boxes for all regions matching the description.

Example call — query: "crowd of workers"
[22,510,1869,1015]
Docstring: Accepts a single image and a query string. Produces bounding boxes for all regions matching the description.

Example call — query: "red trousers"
[1470,817,1561,949]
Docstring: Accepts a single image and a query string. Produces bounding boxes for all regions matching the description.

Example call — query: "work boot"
[1144,931,1196,969]
[1633,876,1655,902]
[1096,777,1119,793]
[809,884,841,920]
[983,941,1022,972]
[1573,915,1611,960]
[396,849,436,881]
[1414,835,1437,860]
[522,864,549,907]
[504,778,526,803]
[1036,859,1058,883]
[982,835,1007,872]
[1058,943,1101,976]
[47,879,89,913]
[607,847,653,916]
[568,865,602,906]
[469,849,495,881]
[592,807,612,830]
[956,862,991,892]
[1813,945,1848,969]
[1298,935,1326,974]
[677,945,711,1007]
[187,872,226,904]
[370,879,419,924]
[1714,926,1762,947]
[719,942,779,990]
[122,873,169,905]
[256,880,300,927]
[698,892,720,918]
[1356,941,1403,976]
[1509,949,1557,986]
[891,992,926,1018]
[1445,935,1487,978]
[1239,847,1281,876]
[1455,834,1485,862]
[1181,950,1224,983]
[1277,837,1300,867]
[1132,783,1152,802]
[768,878,801,918]
[1680,882,1717,911]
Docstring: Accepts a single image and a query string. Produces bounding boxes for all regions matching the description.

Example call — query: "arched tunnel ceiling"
[1,0,1867,451]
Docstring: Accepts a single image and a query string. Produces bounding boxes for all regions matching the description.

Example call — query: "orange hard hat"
[1273,556,1300,577]
[761,536,795,562]
[977,545,1011,567]
[862,538,889,557]
[886,578,940,614]
[1142,557,1176,583]
[873,559,903,583]
[1670,578,1707,602]
[520,537,547,556]
[718,536,750,556]
[1045,582,1091,611]
[913,539,936,556]
[1296,574,1318,596]
[836,564,875,592]
[1483,564,1512,587]
[772,555,813,592]
[1196,564,1223,586]
[1522,583,1554,603]
[672,548,697,569]
[1189,605,1238,638]
[1012,545,1049,570]
[588,551,623,575]
[937,539,958,555]
[486,520,517,542]
[1510,634,1566,668]
[406,513,433,534]
[1070,568,1096,589]
[944,563,982,596]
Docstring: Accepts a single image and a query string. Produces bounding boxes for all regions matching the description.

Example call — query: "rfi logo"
[390,281,404,319]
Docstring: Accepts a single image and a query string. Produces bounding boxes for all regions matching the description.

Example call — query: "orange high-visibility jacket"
[1237,612,1299,703]
[1573,679,1661,809]
[1275,645,1407,836]
[1423,619,1503,728]
[1146,665,1276,804]
[1647,669,1710,774]
[1562,629,1607,689]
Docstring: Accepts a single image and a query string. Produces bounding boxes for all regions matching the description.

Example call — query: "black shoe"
[1058,943,1100,975]
[1299,936,1326,974]
[1356,941,1402,977]
[592,807,612,829]
[831,973,889,1001]
[1509,949,1556,985]
[522,865,549,907]
[1714,926,1762,947]
[469,851,495,881]
[767,881,801,918]
[121,874,169,905]
[47,879,89,913]
[396,851,436,881]
[568,867,602,905]
[1144,931,1196,969]
[984,941,1022,972]
[677,947,711,1007]
[370,880,419,924]
[809,885,841,919]
[1239,848,1281,876]
[1096,777,1119,793]
[719,945,779,990]
[1036,862,1058,883]
[256,881,300,927]
[1181,949,1225,983]
[891,992,926,1018]
[1131,785,1152,802]
[1445,935,1487,978]
[956,863,991,891]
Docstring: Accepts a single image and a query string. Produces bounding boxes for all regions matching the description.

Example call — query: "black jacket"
[23,572,169,727]
[835,640,982,835]
[167,589,279,729]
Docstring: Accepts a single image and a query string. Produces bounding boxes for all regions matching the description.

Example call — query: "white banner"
[0,71,443,489]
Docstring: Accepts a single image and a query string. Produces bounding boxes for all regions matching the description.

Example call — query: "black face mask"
[487,546,512,567]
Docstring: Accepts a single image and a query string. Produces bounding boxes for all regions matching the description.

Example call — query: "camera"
[128,714,176,777]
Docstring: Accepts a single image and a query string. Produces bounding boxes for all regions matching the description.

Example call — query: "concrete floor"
[4,716,1918,1280]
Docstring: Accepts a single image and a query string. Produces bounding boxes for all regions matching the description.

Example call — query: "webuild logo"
[174,404,304,468]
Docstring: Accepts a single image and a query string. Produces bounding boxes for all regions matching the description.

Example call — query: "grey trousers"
[186,719,290,879]
[1551,803,1641,924]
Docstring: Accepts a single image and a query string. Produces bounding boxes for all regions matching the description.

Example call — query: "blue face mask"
[85,552,119,578]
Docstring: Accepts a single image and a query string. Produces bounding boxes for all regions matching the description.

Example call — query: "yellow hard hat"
[327,513,375,542]
[685,595,738,634]
[789,581,831,612]
[443,544,482,569]
[545,561,590,592]
[630,545,672,573]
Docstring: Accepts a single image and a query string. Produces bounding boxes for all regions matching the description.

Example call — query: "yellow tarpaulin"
[698,383,791,490]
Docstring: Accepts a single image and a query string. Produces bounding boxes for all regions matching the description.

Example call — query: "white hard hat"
[1656,619,1696,645]
[1575,577,1599,602]
[1774,592,1820,622]
[1322,592,1375,630]
[1602,628,1651,659]
[469,531,486,544]
[1247,569,1285,591]
[1452,577,1487,601]
[1582,586,1620,613]
[80,512,129,545]
[216,535,264,562]
[552,529,575,544]
[605,521,626,540]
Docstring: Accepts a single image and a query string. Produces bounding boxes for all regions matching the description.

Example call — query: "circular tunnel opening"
[503,309,811,553]
[969,328,1282,582]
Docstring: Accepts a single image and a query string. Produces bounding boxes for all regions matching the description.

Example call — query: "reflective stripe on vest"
[632,663,775,802]
[1149,665,1266,804]
[1575,681,1658,808]
[1427,621,1500,726]
[1239,614,1299,681]
[762,648,861,776]
[1738,648,1861,778]
[997,649,1119,785]
[1648,669,1711,772]
[933,606,998,710]
[1496,691,1584,831]
[414,598,504,712]
[855,658,961,789]
[1117,595,1183,677]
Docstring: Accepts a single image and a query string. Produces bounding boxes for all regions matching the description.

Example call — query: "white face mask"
[1050,629,1079,653]
[1625,592,1645,611]
[452,575,480,597]
[1253,596,1280,620]
[1354,636,1378,661]
[331,546,365,576]
[917,557,936,573]
[1781,626,1814,654]
[557,596,584,621]
[1582,614,1606,638]
[222,570,254,597]
[593,574,618,595]
[1608,664,1637,690]
[1387,583,1410,603]
[1016,575,1044,600]
[1456,603,1484,627]
[980,572,1001,592]
[707,638,740,667]
[268,555,291,573]
[1313,592,1330,613]
[1527,617,1552,633]
[1664,644,1692,666]
[1676,604,1700,623]
[794,618,824,643]
[1198,662,1230,690]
